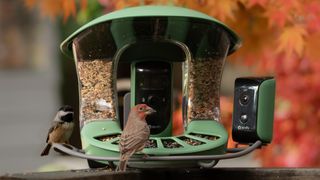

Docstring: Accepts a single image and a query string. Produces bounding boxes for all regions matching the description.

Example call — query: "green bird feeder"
[59,5,274,168]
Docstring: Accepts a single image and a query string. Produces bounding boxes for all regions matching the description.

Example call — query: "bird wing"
[119,123,149,154]
[45,122,61,143]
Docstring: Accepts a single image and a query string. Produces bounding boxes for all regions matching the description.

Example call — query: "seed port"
[161,139,183,148]
[145,139,158,148]
[95,134,121,142]
[189,133,219,141]
[178,136,204,146]
[112,140,119,145]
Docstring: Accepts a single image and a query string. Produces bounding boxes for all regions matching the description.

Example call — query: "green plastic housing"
[61,6,241,167]
[81,120,228,167]
[257,78,276,143]
[81,120,228,155]
[61,6,241,56]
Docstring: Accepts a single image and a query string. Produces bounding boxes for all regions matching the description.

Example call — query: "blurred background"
[1,0,320,175]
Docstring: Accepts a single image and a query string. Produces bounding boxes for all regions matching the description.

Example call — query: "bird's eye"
[138,107,143,111]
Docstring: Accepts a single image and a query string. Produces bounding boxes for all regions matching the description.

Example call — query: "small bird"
[117,104,156,171]
[41,105,74,156]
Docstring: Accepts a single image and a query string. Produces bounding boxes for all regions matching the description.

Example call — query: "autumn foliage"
[24,0,87,21]
[25,0,320,167]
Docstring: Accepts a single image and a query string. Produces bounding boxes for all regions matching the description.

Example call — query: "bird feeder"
[60,6,246,168]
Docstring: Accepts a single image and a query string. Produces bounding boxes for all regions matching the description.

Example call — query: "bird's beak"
[146,107,156,115]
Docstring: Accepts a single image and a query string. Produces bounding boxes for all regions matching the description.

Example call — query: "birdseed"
[95,134,121,142]
[189,133,219,141]
[162,139,183,148]
[145,139,158,148]
[186,58,223,122]
[77,59,117,125]
[178,136,204,146]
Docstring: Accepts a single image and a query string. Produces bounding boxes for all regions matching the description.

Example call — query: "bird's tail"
[116,152,134,172]
[41,144,52,156]
[116,159,128,172]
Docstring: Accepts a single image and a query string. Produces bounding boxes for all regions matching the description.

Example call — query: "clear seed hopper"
[57,6,274,168]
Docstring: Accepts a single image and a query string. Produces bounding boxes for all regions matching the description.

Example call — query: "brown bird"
[41,105,74,156]
[117,104,156,171]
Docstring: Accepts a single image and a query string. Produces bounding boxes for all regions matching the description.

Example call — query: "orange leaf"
[305,0,320,32]
[114,0,140,9]
[263,0,301,28]
[175,0,210,14]
[39,0,62,20]
[207,0,239,21]
[305,32,320,61]
[61,0,76,22]
[277,25,307,58]
[263,7,289,28]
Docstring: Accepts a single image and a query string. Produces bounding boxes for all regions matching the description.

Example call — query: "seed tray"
[161,139,183,148]
[145,139,158,148]
[95,134,120,142]
[178,136,204,146]
[189,133,219,141]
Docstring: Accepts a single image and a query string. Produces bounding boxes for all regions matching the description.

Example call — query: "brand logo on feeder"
[237,125,250,130]
[149,125,161,129]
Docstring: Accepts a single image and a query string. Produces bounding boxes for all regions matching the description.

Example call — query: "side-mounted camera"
[232,77,276,144]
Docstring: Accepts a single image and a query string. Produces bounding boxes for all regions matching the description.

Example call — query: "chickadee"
[41,105,74,156]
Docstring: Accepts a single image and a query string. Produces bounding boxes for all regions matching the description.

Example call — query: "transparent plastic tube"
[186,58,224,122]
[76,59,117,125]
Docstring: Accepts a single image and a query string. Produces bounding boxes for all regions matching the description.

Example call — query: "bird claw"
[142,153,149,159]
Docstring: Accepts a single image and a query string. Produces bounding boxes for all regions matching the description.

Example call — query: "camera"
[133,61,172,135]
[232,77,276,144]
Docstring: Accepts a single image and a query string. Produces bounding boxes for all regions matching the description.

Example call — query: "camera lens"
[239,92,249,105]
[240,113,248,124]
[148,96,161,106]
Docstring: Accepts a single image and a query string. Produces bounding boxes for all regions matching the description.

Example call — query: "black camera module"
[135,61,171,135]
[232,77,276,144]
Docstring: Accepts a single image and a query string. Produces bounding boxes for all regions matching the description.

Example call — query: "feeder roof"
[61,5,241,57]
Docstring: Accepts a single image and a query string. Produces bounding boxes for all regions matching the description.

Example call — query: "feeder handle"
[52,140,262,162]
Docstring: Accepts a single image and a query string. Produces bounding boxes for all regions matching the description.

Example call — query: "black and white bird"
[41,105,74,156]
